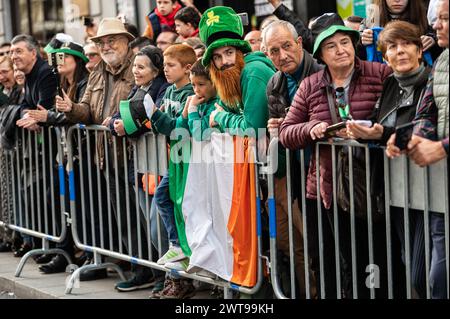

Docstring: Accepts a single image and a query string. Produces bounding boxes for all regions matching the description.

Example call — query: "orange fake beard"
[209,50,245,112]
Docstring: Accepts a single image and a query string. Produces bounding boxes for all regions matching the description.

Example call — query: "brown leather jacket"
[65,49,135,169]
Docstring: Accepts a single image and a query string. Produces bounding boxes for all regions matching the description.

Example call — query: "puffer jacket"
[65,49,135,169]
[279,58,392,209]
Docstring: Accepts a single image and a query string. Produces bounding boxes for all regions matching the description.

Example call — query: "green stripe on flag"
[169,138,192,257]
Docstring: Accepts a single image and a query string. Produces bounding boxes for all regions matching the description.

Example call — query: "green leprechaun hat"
[46,41,89,63]
[199,6,251,66]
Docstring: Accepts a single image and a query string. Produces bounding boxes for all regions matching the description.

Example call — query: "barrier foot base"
[15,248,73,278]
[64,262,127,295]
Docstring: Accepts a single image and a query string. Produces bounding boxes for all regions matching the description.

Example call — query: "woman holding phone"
[347,21,432,298]
[279,24,391,298]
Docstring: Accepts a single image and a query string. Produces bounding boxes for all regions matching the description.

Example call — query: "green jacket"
[213,52,276,137]
[151,83,193,136]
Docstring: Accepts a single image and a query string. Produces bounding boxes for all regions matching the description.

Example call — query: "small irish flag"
[169,133,258,287]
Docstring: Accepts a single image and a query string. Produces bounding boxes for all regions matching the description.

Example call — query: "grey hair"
[262,20,299,48]
[11,34,39,53]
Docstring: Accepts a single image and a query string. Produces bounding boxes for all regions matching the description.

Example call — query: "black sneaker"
[0,242,12,252]
[79,268,108,281]
[115,276,156,292]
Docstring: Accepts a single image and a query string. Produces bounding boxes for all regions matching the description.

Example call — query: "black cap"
[138,45,164,74]
[310,13,345,44]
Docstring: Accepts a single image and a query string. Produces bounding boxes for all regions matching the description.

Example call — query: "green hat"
[47,41,89,63]
[120,95,153,137]
[312,25,360,60]
[199,6,251,66]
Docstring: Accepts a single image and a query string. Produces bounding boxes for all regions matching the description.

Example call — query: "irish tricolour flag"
[169,133,258,287]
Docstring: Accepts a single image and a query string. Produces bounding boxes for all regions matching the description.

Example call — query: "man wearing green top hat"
[199,6,276,138]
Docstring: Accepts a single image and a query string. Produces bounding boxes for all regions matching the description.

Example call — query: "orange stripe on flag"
[228,137,258,287]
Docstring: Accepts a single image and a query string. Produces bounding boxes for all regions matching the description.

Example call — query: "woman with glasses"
[0,56,23,106]
[0,55,24,255]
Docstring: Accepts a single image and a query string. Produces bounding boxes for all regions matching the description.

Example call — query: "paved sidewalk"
[0,252,213,299]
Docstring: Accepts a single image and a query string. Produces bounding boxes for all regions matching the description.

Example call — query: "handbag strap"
[326,85,339,124]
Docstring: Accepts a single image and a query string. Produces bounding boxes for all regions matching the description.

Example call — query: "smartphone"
[238,12,249,26]
[349,120,373,127]
[324,121,347,138]
[48,52,65,67]
[394,122,414,150]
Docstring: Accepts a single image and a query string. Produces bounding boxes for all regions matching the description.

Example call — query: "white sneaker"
[157,244,186,265]
[165,258,189,271]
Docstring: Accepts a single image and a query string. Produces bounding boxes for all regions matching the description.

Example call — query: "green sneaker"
[157,244,185,265]
[164,258,189,272]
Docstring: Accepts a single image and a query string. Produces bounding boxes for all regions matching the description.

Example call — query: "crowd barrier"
[1,125,448,299]
[63,125,264,297]
[0,127,72,277]
[265,137,449,299]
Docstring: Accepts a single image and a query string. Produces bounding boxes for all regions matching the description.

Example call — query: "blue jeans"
[136,187,169,256]
[430,213,448,299]
[153,174,178,246]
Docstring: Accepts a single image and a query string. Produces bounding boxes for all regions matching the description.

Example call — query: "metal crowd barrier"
[265,137,449,299]
[64,125,264,298]
[0,127,72,277]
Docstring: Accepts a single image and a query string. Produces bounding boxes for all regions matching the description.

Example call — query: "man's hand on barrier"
[16,113,41,132]
[26,105,48,123]
[346,122,383,140]
[55,89,73,113]
[407,135,446,167]
[113,120,126,136]
[361,29,374,46]
[310,122,329,140]
[209,103,223,128]
[385,133,402,158]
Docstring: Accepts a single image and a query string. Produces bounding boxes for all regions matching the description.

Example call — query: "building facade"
[0,0,373,45]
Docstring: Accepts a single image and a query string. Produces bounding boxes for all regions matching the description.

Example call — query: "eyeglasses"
[94,37,121,49]
[85,52,99,58]
[248,38,262,45]
[156,41,171,46]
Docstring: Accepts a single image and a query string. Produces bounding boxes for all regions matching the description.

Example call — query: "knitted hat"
[313,25,360,59]
[199,6,251,66]
[138,45,164,74]
[48,41,89,63]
